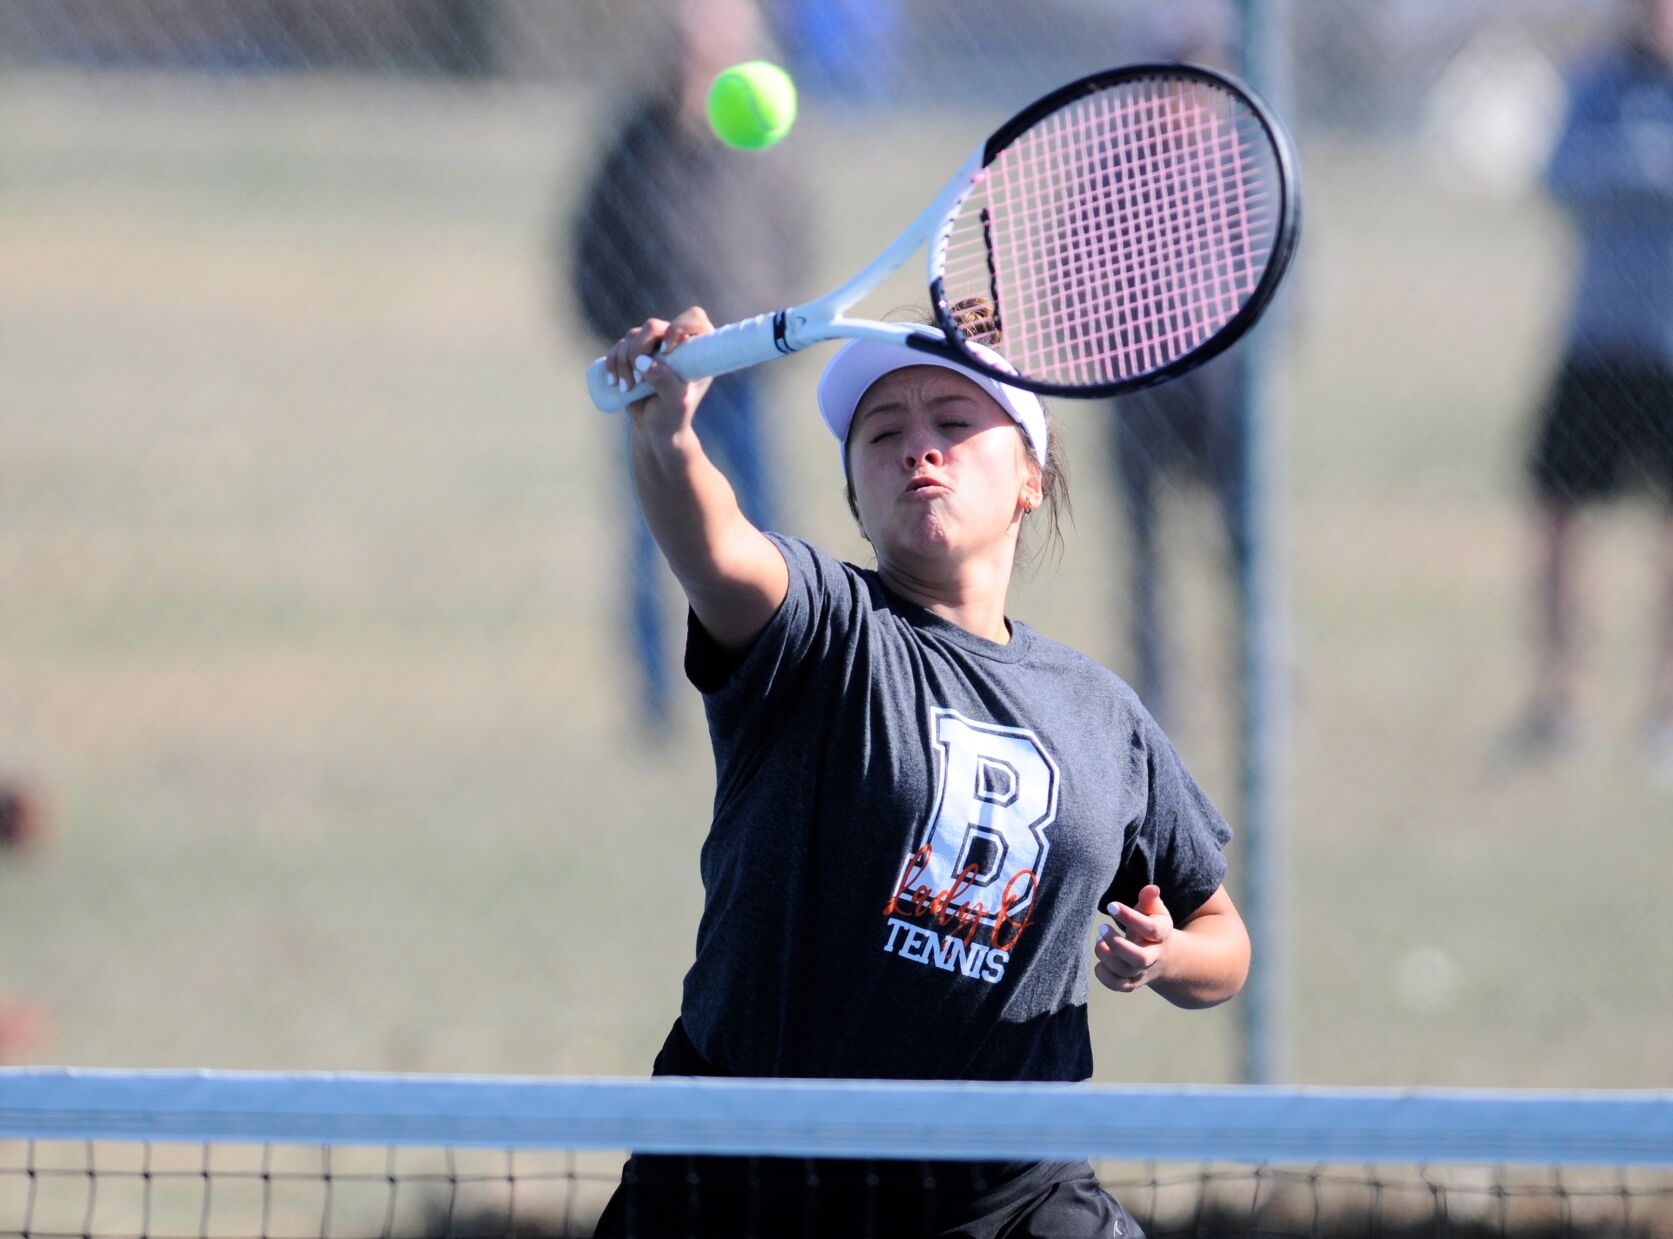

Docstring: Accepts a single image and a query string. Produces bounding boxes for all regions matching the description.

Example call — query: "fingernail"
[1098,924,1112,942]
[617,377,630,394]
[1109,903,1123,918]
[634,354,653,374]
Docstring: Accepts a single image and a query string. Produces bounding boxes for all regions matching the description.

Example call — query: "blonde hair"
[841,299,1071,575]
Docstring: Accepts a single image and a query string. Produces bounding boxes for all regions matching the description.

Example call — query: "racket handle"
[586,311,790,413]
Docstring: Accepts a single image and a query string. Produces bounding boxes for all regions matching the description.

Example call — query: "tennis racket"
[585,62,1300,412]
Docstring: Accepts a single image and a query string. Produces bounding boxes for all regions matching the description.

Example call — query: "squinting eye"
[869,431,898,444]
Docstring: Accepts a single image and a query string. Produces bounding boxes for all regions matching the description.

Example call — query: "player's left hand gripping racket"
[586,62,1300,411]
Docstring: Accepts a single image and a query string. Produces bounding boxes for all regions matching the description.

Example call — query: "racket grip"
[585,311,788,413]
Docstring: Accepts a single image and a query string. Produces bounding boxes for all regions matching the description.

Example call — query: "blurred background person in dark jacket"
[567,0,809,733]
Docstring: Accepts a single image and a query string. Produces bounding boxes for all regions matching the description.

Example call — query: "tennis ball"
[707,60,797,151]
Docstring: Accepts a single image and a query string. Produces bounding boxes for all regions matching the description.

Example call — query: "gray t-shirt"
[679,535,1231,1082]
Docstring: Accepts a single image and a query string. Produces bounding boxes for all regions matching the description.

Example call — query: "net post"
[1233,0,1296,1087]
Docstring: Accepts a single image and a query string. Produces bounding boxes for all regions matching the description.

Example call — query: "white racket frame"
[585,150,982,413]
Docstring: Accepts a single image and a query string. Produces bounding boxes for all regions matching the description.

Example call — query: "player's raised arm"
[601,307,789,653]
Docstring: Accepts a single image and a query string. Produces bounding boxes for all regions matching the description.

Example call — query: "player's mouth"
[904,475,951,498]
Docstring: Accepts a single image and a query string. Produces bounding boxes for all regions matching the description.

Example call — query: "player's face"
[847,367,1040,573]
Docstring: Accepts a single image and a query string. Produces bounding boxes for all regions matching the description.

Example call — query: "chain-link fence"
[1,0,1668,1089]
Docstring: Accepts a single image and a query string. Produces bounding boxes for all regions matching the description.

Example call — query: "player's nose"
[903,423,944,468]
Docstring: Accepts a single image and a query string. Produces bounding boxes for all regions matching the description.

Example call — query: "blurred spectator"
[0,783,51,1063]
[566,0,809,733]
[1108,1,1246,729]
[1111,358,1248,730]
[1510,0,1673,780]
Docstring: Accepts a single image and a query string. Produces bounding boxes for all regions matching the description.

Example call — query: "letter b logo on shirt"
[909,708,1060,925]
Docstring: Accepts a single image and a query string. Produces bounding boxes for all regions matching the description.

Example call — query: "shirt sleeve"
[683,534,864,731]
[1102,710,1233,924]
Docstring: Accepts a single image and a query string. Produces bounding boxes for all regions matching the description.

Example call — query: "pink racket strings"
[940,73,1283,390]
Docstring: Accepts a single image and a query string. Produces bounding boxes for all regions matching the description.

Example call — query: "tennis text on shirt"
[879,708,1058,983]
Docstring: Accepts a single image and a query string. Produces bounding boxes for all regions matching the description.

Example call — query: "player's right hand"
[604,308,715,438]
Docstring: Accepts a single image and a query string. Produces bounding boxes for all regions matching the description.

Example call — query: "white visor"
[817,337,1048,470]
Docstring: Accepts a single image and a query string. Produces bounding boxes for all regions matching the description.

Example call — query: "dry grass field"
[0,69,1669,1090]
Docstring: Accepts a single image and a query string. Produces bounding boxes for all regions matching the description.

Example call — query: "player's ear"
[1019,455,1044,513]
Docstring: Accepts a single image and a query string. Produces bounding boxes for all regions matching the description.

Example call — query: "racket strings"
[1038,84,1262,379]
[1024,85,1265,380]
[1067,84,1271,375]
[940,75,1283,389]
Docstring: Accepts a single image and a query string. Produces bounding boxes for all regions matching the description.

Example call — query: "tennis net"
[3,1069,1671,1238]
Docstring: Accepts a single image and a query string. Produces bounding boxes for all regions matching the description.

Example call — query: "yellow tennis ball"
[707,60,797,151]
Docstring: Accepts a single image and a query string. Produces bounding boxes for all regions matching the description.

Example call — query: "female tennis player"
[592,305,1250,1239]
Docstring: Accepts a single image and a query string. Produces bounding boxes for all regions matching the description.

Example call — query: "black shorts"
[1528,357,1673,502]
[591,1021,1144,1239]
